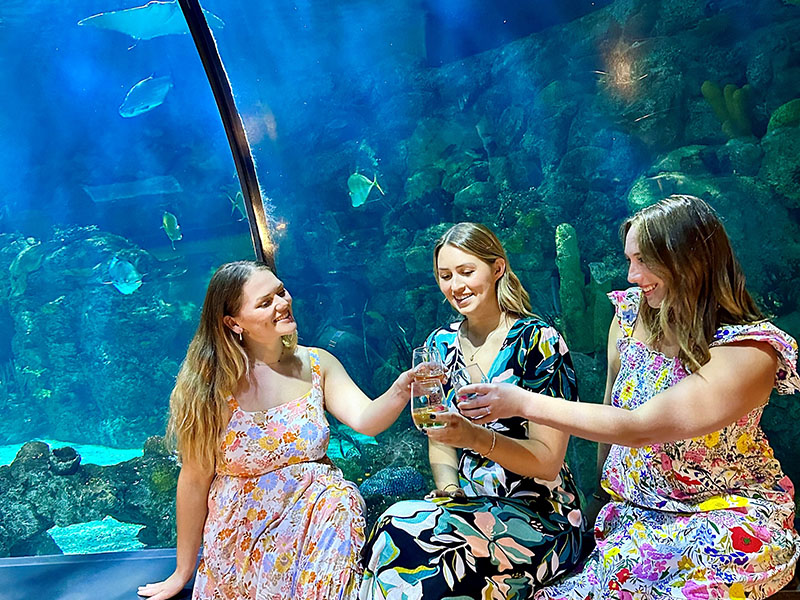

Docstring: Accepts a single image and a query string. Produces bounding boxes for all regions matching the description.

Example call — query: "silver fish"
[119,76,173,118]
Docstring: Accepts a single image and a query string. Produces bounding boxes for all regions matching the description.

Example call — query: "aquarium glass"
[1,0,799,558]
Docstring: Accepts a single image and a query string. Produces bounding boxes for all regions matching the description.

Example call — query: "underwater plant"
[701,81,753,138]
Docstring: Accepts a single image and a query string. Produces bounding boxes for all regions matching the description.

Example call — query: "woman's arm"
[461,341,778,447]
[318,348,413,437]
[429,325,578,481]
[138,459,215,599]
[428,439,460,493]
[427,413,567,480]
[597,319,623,487]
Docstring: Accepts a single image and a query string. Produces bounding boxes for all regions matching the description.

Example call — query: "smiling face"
[226,269,296,343]
[624,225,668,308]
[436,244,504,318]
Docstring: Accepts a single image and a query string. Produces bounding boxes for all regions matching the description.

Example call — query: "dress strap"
[308,348,323,391]
[607,287,642,338]
[711,321,800,395]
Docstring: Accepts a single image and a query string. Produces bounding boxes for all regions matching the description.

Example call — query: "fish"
[328,419,377,461]
[119,75,173,118]
[105,256,143,294]
[9,240,45,297]
[82,175,182,203]
[359,466,427,499]
[161,211,182,250]
[348,173,384,208]
[228,191,247,221]
[77,0,225,42]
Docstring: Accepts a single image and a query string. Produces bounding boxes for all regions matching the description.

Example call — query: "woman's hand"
[457,382,528,423]
[425,411,485,449]
[392,367,417,399]
[137,571,190,599]
[424,486,466,500]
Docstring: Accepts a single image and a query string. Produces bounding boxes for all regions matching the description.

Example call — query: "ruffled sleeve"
[607,287,642,338]
[711,321,800,395]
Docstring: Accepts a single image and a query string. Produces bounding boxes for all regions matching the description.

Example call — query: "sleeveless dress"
[360,317,587,600]
[192,349,366,600]
[537,288,800,600]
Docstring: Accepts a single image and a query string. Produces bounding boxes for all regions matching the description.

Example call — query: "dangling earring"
[238,332,243,343]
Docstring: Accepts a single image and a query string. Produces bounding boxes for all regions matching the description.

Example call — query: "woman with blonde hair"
[459,195,800,599]
[138,260,415,600]
[360,223,587,600]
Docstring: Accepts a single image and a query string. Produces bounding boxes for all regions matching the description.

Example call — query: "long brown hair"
[167,260,297,469]
[622,195,763,370]
[433,222,533,318]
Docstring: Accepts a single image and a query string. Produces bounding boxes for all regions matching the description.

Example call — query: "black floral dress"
[359,317,587,599]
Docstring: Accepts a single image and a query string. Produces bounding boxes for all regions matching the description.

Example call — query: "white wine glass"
[451,363,487,406]
[411,378,447,430]
[412,345,445,384]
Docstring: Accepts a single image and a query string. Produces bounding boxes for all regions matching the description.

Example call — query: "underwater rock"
[453,182,497,221]
[404,168,444,204]
[49,446,81,476]
[716,138,763,175]
[0,438,178,557]
[767,98,800,133]
[759,126,800,207]
[359,466,427,499]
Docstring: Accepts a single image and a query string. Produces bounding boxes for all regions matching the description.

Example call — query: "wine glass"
[412,345,445,383]
[451,363,487,404]
[411,378,447,430]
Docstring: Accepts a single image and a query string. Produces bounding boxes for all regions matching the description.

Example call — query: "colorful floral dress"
[360,318,587,600]
[193,348,366,600]
[537,288,800,600]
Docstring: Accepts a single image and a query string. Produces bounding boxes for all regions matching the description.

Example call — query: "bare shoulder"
[708,339,778,372]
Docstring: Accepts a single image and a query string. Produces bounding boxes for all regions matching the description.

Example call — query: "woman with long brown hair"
[360,223,587,600]
[138,260,414,600]
[459,195,800,599]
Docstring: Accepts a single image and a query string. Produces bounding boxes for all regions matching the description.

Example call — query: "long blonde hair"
[433,222,533,318]
[623,195,763,371]
[167,260,297,469]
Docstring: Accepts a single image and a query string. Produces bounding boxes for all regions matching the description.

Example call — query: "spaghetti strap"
[308,348,323,391]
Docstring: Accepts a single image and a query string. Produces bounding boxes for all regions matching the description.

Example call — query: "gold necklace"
[460,316,508,363]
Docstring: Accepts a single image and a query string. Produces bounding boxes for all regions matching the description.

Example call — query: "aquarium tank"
[1,0,799,560]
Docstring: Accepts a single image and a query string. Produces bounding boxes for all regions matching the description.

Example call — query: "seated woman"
[138,260,414,600]
[459,195,800,599]
[359,223,587,600]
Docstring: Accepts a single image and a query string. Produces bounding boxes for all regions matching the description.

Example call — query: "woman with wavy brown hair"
[138,260,415,600]
[458,195,800,599]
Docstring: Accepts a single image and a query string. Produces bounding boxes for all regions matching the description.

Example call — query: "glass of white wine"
[411,378,447,430]
[412,345,446,384]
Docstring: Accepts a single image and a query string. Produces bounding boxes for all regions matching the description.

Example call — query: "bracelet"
[443,483,460,492]
[484,429,497,458]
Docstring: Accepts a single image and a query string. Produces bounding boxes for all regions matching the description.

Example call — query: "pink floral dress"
[192,349,366,600]
[537,288,800,600]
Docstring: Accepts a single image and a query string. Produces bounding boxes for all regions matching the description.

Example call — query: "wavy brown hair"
[433,222,533,318]
[622,195,763,371]
[167,260,297,469]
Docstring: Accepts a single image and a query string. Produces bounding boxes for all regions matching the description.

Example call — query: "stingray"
[77,0,225,41]
[82,175,182,203]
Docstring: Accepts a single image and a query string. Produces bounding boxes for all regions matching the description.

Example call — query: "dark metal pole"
[176,0,275,269]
